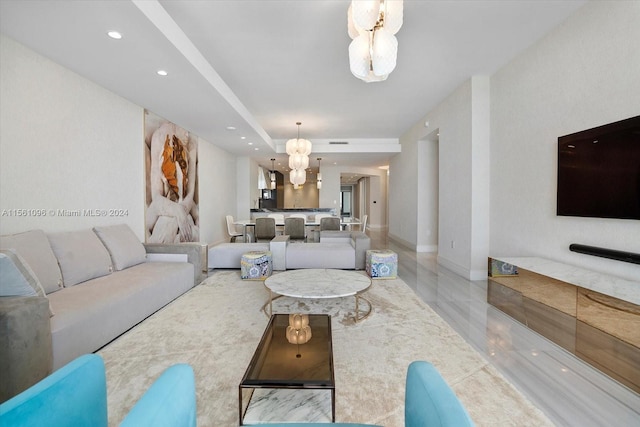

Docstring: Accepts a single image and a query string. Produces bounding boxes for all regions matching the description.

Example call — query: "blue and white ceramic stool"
[366,249,398,279]
[241,251,273,280]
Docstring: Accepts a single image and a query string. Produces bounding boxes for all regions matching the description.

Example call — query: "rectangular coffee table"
[239,314,335,425]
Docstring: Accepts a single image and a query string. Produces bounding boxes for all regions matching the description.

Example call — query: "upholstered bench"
[208,243,270,269]
[241,251,273,280]
[366,250,398,279]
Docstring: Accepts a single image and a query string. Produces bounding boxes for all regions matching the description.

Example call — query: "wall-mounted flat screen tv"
[557,115,640,220]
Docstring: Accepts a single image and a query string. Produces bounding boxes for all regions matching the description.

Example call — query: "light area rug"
[98,270,553,426]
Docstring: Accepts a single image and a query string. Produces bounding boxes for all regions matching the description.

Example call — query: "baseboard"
[367,223,387,231]
[388,232,416,251]
[437,256,466,277]
[416,244,437,253]
[437,256,488,281]
[469,268,487,281]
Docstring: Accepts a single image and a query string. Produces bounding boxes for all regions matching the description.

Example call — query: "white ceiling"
[0,0,586,179]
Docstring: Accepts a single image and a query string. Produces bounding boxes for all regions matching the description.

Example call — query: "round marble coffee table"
[263,269,372,322]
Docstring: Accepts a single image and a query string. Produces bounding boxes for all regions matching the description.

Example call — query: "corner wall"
[392,77,490,280]
[0,35,237,246]
[391,1,640,282]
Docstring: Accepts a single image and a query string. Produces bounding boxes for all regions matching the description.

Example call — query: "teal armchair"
[0,354,196,427]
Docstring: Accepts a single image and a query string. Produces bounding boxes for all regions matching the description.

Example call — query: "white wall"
[0,35,145,238]
[470,77,491,280]
[416,132,438,252]
[389,131,418,248]
[392,1,640,282]
[318,164,342,214]
[393,77,490,279]
[490,1,640,281]
[236,157,256,219]
[0,35,238,246]
[198,140,237,245]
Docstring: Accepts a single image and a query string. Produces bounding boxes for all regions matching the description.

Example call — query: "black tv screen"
[557,115,640,220]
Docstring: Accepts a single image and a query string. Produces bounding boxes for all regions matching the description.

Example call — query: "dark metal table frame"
[239,314,335,425]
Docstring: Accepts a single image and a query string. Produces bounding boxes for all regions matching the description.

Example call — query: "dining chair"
[254,217,276,242]
[267,213,285,235]
[226,215,245,243]
[312,214,331,242]
[320,217,341,231]
[289,213,308,222]
[360,214,368,233]
[284,217,306,241]
[314,213,331,224]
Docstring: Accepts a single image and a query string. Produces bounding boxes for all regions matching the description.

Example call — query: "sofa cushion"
[0,250,42,298]
[0,249,53,316]
[319,230,353,243]
[93,224,146,271]
[47,230,113,287]
[285,243,356,269]
[0,230,63,294]
[48,261,194,369]
[208,243,270,269]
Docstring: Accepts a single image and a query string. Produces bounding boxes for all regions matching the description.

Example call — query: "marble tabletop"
[264,269,371,299]
[493,257,640,306]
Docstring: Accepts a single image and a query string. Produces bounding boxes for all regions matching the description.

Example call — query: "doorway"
[340,185,353,217]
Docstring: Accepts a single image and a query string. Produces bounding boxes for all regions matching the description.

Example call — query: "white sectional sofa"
[0,224,205,402]
[208,231,370,271]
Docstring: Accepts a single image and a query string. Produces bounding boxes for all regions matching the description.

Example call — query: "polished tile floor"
[368,230,640,427]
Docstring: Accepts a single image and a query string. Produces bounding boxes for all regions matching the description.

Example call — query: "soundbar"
[569,244,640,265]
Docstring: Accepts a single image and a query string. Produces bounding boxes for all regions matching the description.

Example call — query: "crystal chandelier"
[286,122,311,188]
[347,0,403,82]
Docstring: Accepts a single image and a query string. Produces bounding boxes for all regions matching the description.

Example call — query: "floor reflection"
[368,229,640,427]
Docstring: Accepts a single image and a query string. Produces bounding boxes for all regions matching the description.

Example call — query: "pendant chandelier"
[347,0,403,82]
[270,158,276,190]
[286,122,311,188]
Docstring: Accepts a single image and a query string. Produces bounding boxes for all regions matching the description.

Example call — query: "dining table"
[234,217,362,241]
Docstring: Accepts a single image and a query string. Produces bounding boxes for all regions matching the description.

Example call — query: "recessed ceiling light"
[107,31,122,40]
[240,136,246,140]
[156,70,168,76]
[254,148,259,151]
[226,126,236,131]
[248,142,253,145]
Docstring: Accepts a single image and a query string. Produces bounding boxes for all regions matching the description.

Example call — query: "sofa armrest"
[143,243,208,286]
[350,232,370,270]
[0,296,53,403]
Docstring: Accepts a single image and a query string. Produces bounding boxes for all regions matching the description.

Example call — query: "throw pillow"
[47,229,113,287]
[0,249,54,316]
[93,224,146,271]
[0,229,63,294]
